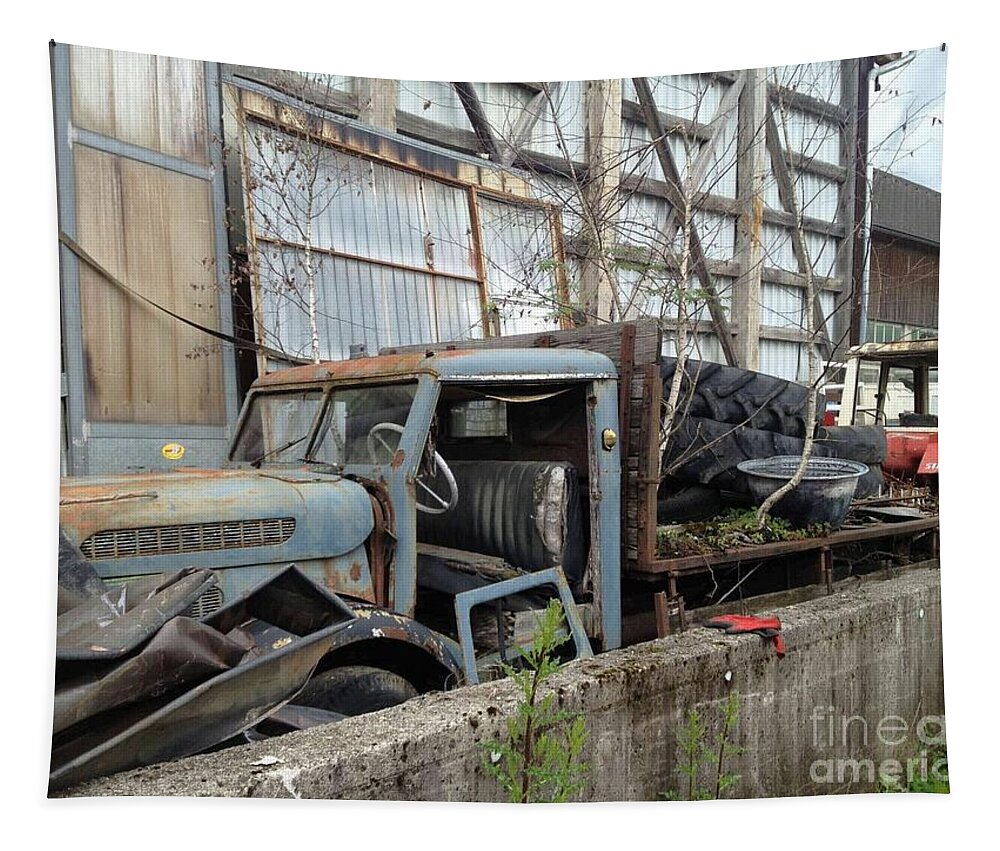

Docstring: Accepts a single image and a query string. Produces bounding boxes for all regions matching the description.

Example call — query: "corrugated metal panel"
[662,332,724,363]
[618,267,722,324]
[622,75,728,124]
[762,224,839,278]
[759,339,809,382]
[620,118,688,187]
[523,81,585,162]
[476,82,533,142]
[397,80,474,131]
[621,78,739,200]
[248,123,477,278]
[531,174,585,235]
[258,246,482,360]
[772,62,842,105]
[764,170,840,223]
[770,106,841,165]
[478,198,561,335]
[245,120,489,358]
[761,282,806,328]
[617,194,735,262]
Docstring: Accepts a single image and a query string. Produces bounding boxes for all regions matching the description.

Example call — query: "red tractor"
[837,339,938,488]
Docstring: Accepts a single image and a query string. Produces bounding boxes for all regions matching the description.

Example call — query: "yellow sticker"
[161,442,185,461]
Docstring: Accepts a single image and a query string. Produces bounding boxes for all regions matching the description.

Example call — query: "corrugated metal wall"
[227,67,858,382]
[232,85,566,365]
[55,52,861,476]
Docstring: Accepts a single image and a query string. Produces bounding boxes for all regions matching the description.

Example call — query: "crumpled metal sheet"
[50,564,357,792]
[53,615,247,735]
[56,568,218,662]
[57,529,108,614]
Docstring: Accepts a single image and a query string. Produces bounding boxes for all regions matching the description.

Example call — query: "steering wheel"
[366,422,459,515]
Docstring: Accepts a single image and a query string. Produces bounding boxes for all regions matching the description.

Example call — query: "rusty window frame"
[231,80,571,350]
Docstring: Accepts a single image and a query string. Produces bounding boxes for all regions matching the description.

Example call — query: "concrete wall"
[63,568,944,800]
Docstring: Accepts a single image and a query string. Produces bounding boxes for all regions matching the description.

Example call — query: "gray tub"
[737,456,869,529]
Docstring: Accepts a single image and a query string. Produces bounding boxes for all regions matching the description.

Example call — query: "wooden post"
[733,69,767,370]
[356,78,398,132]
[581,79,622,322]
[631,77,740,367]
[654,591,671,637]
[838,59,860,355]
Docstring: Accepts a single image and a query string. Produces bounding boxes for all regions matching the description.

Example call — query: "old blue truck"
[59,340,625,714]
[58,319,940,722]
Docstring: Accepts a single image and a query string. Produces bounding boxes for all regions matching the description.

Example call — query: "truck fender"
[318,606,463,692]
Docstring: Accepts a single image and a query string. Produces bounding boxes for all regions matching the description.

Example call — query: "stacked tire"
[658,358,827,521]
[813,424,887,499]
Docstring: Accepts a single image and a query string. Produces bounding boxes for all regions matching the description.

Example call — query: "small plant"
[657,509,829,558]
[879,746,949,794]
[483,601,590,803]
[663,691,743,800]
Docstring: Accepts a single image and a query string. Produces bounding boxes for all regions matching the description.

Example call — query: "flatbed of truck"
[629,513,939,598]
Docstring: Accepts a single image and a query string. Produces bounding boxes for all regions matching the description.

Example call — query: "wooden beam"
[838,58,861,354]
[356,78,398,131]
[452,82,501,161]
[619,173,846,238]
[631,76,740,367]
[227,66,359,119]
[580,79,623,321]
[764,100,835,359]
[768,83,850,124]
[621,99,713,142]
[733,68,767,370]
[498,82,559,168]
[661,73,746,242]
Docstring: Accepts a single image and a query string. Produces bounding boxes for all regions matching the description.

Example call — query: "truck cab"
[59,347,622,697]
[837,338,938,482]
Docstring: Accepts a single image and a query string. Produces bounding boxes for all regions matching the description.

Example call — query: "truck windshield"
[231,383,418,467]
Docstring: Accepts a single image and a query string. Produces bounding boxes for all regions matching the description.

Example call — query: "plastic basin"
[736,456,869,529]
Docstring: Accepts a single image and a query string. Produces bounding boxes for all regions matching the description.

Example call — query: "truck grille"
[79,518,296,560]
[183,585,225,618]
[104,577,226,619]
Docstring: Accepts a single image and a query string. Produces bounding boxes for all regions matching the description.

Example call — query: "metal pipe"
[860,50,919,343]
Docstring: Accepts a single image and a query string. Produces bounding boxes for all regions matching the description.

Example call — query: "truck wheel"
[814,425,887,464]
[661,358,823,438]
[294,665,418,717]
[663,416,835,494]
[853,465,884,500]
[656,480,722,523]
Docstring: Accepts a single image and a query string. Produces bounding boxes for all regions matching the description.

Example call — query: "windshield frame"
[228,379,422,468]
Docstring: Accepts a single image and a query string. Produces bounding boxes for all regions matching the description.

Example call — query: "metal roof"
[254,347,618,387]
[872,169,941,247]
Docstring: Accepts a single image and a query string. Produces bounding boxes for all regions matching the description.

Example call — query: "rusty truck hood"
[59,467,374,570]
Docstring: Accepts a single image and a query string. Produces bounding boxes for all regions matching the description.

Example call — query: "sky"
[868,45,948,191]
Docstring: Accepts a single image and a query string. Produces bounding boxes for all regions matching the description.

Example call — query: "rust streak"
[390,449,406,470]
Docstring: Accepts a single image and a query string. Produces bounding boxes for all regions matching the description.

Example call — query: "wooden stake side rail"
[630,516,940,580]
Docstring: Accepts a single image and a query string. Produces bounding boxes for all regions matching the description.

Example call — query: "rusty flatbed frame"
[630,516,940,593]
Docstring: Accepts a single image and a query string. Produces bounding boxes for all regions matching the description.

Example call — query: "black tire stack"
[813,424,887,499]
[659,358,829,521]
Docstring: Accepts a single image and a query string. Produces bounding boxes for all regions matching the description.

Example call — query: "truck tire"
[663,416,835,494]
[293,665,418,717]
[656,480,722,523]
[814,425,888,464]
[661,358,824,439]
[853,465,885,500]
